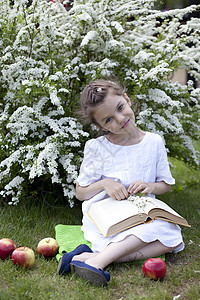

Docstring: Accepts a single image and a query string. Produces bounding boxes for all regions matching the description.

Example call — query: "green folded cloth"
[55,224,91,262]
[55,224,165,262]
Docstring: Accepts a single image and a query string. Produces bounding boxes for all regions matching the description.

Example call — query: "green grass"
[0,162,200,300]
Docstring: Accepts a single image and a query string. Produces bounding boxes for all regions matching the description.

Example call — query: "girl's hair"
[79,80,125,125]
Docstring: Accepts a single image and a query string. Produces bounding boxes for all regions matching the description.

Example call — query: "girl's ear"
[95,122,110,134]
[94,121,106,131]
[95,123,110,135]
[124,93,131,106]
[94,122,102,130]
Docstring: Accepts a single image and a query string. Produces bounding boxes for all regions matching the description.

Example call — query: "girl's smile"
[121,119,130,129]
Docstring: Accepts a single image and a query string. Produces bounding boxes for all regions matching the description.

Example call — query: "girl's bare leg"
[75,235,177,270]
[73,252,98,262]
[116,240,177,262]
[74,235,146,269]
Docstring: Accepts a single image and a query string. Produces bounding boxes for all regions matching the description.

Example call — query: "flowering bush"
[0,0,199,205]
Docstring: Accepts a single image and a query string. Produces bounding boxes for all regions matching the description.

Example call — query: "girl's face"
[93,92,135,136]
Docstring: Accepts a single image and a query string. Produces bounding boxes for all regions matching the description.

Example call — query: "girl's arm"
[76,179,170,201]
[128,180,171,195]
[76,178,129,201]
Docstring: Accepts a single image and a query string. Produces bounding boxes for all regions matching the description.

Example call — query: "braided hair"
[79,80,125,126]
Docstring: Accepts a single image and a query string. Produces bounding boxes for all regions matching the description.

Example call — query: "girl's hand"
[128,180,153,195]
[102,178,129,200]
[128,180,171,195]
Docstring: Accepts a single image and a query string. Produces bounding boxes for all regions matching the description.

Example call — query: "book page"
[137,197,183,218]
[88,197,146,234]
[128,196,189,226]
[128,196,181,217]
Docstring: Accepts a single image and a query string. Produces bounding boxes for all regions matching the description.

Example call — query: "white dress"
[77,132,184,253]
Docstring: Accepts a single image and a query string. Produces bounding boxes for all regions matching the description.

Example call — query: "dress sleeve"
[156,136,175,185]
[76,139,104,186]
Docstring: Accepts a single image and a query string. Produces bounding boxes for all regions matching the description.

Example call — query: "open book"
[87,195,190,237]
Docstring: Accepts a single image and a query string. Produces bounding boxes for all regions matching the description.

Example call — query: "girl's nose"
[116,113,124,123]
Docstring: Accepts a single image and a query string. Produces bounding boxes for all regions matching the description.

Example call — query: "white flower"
[81,31,98,47]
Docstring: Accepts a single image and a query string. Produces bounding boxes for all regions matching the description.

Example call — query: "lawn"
[0,161,200,300]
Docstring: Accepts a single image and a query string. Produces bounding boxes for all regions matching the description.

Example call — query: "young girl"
[57,80,184,286]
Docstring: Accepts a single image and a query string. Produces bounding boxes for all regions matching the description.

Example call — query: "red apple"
[11,247,35,269]
[37,237,59,258]
[143,258,166,280]
[0,238,16,260]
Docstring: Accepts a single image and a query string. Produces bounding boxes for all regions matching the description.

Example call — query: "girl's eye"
[118,104,123,111]
[105,117,112,124]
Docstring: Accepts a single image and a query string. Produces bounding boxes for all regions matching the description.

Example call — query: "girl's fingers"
[129,184,146,195]
[114,188,129,200]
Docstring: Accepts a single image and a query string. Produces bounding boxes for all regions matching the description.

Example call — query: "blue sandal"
[70,260,110,286]
[57,244,93,275]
